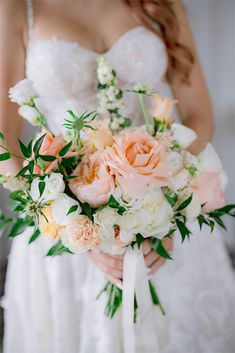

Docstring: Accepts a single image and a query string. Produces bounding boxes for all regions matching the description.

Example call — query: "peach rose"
[151,95,177,125]
[60,215,101,253]
[190,171,226,212]
[33,132,65,175]
[104,130,169,198]
[39,206,60,241]
[69,151,115,208]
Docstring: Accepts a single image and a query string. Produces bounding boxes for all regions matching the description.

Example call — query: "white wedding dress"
[2,1,235,353]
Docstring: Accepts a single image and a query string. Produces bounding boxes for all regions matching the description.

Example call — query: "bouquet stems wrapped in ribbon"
[1,57,235,353]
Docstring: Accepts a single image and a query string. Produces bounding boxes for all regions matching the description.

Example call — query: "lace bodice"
[25,1,168,135]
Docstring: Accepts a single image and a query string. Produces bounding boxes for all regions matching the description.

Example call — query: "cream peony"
[30,173,65,202]
[60,215,101,253]
[51,194,81,226]
[9,79,36,105]
[119,188,174,240]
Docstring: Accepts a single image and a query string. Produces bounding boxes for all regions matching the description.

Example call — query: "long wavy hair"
[124,0,194,84]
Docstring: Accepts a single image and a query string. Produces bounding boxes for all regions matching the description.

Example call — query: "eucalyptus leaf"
[8,218,27,238]
[28,228,40,244]
[59,141,72,157]
[46,240,72,256]
[67,204,79,216]
[33,134,46,156]
[39,155,57,162]
[38,181,45,197]
[0,152,11,161]
[175,218,191,243]
[152,239,173,260]
[18,139,31,158]
[176,194,193,212]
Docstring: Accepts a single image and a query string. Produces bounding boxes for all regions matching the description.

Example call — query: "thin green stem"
[139,94,151,133]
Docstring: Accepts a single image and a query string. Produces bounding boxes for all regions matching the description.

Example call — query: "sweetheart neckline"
[28,26,161,56]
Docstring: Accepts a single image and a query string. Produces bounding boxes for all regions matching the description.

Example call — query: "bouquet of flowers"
[0,57,234,326]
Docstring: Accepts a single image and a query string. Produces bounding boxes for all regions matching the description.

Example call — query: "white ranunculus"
[170,168,190,191]
[168,151,184,176]
[30,173,65,202]
[178,189,201,221]
[51,193,81,226]
[9,79,36,105]
[18,105,40,126]
[198,143,228,190]
[171,123,197,149]
[3,174,29,192]
[94,206,120,252]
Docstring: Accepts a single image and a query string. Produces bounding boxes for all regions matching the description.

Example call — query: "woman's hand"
[88,236,174,287]
[88,251,124,287]
[143,237,174,276]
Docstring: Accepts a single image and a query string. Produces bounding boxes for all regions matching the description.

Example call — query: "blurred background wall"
[0,0,235,347]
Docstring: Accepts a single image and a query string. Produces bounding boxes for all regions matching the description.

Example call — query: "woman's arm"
[0,1,26,175]
[171,1,214,154]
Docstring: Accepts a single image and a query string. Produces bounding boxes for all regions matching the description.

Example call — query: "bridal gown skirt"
[2,223,235,353]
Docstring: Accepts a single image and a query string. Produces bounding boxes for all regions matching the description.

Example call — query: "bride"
[1,1,235,352]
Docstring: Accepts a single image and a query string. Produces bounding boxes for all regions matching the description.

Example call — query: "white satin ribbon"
[122,245,160,353]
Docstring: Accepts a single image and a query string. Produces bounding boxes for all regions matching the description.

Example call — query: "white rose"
[171,123,197,149]
[3,174,29,192]
[9,79,36,105]
[51,193,81,226]
[178,189,201,221]
[30,173,65,202]
[18,105,40,126]
[198,143,228,190]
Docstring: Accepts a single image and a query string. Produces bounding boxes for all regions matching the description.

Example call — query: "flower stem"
[139,94,151,133]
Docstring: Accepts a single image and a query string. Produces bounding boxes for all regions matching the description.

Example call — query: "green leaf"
[28,228,40,244]
[28,160,34,175]
[175,218,191,243]
[18,139,31,158]
[119,117,132,129]
[81,202,93,220]
[163,228,176,238]
[149,280,165,315]
[16,165,29,177]
[152,239,173,260]
[135,233,145,249]
[208,204,235,218]
[39,155,57,162]
[0,152,11,161]
[59,141,72,157]
[46,240,72,256]
[108,195,126,215]
[38,181,45,197]
[165,190,178,208]
[0,132,5,140]
[33,133,46,156]
[176,193,193,212]
[67,204,79,216]
[8,218,27,238]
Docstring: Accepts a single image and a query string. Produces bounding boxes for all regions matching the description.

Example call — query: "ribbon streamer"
[122,245,160,353]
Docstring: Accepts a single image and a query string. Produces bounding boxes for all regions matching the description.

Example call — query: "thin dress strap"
[26,0,34,44]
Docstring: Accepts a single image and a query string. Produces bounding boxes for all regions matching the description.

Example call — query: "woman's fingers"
[96,261,123,280]
[144,250,160,268]
[106,275,123,288]
[148,257,166,276]
[89,251,123,271]
[142,239,152,255]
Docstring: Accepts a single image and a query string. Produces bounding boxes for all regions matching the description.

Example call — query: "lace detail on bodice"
[24,2,168,134]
